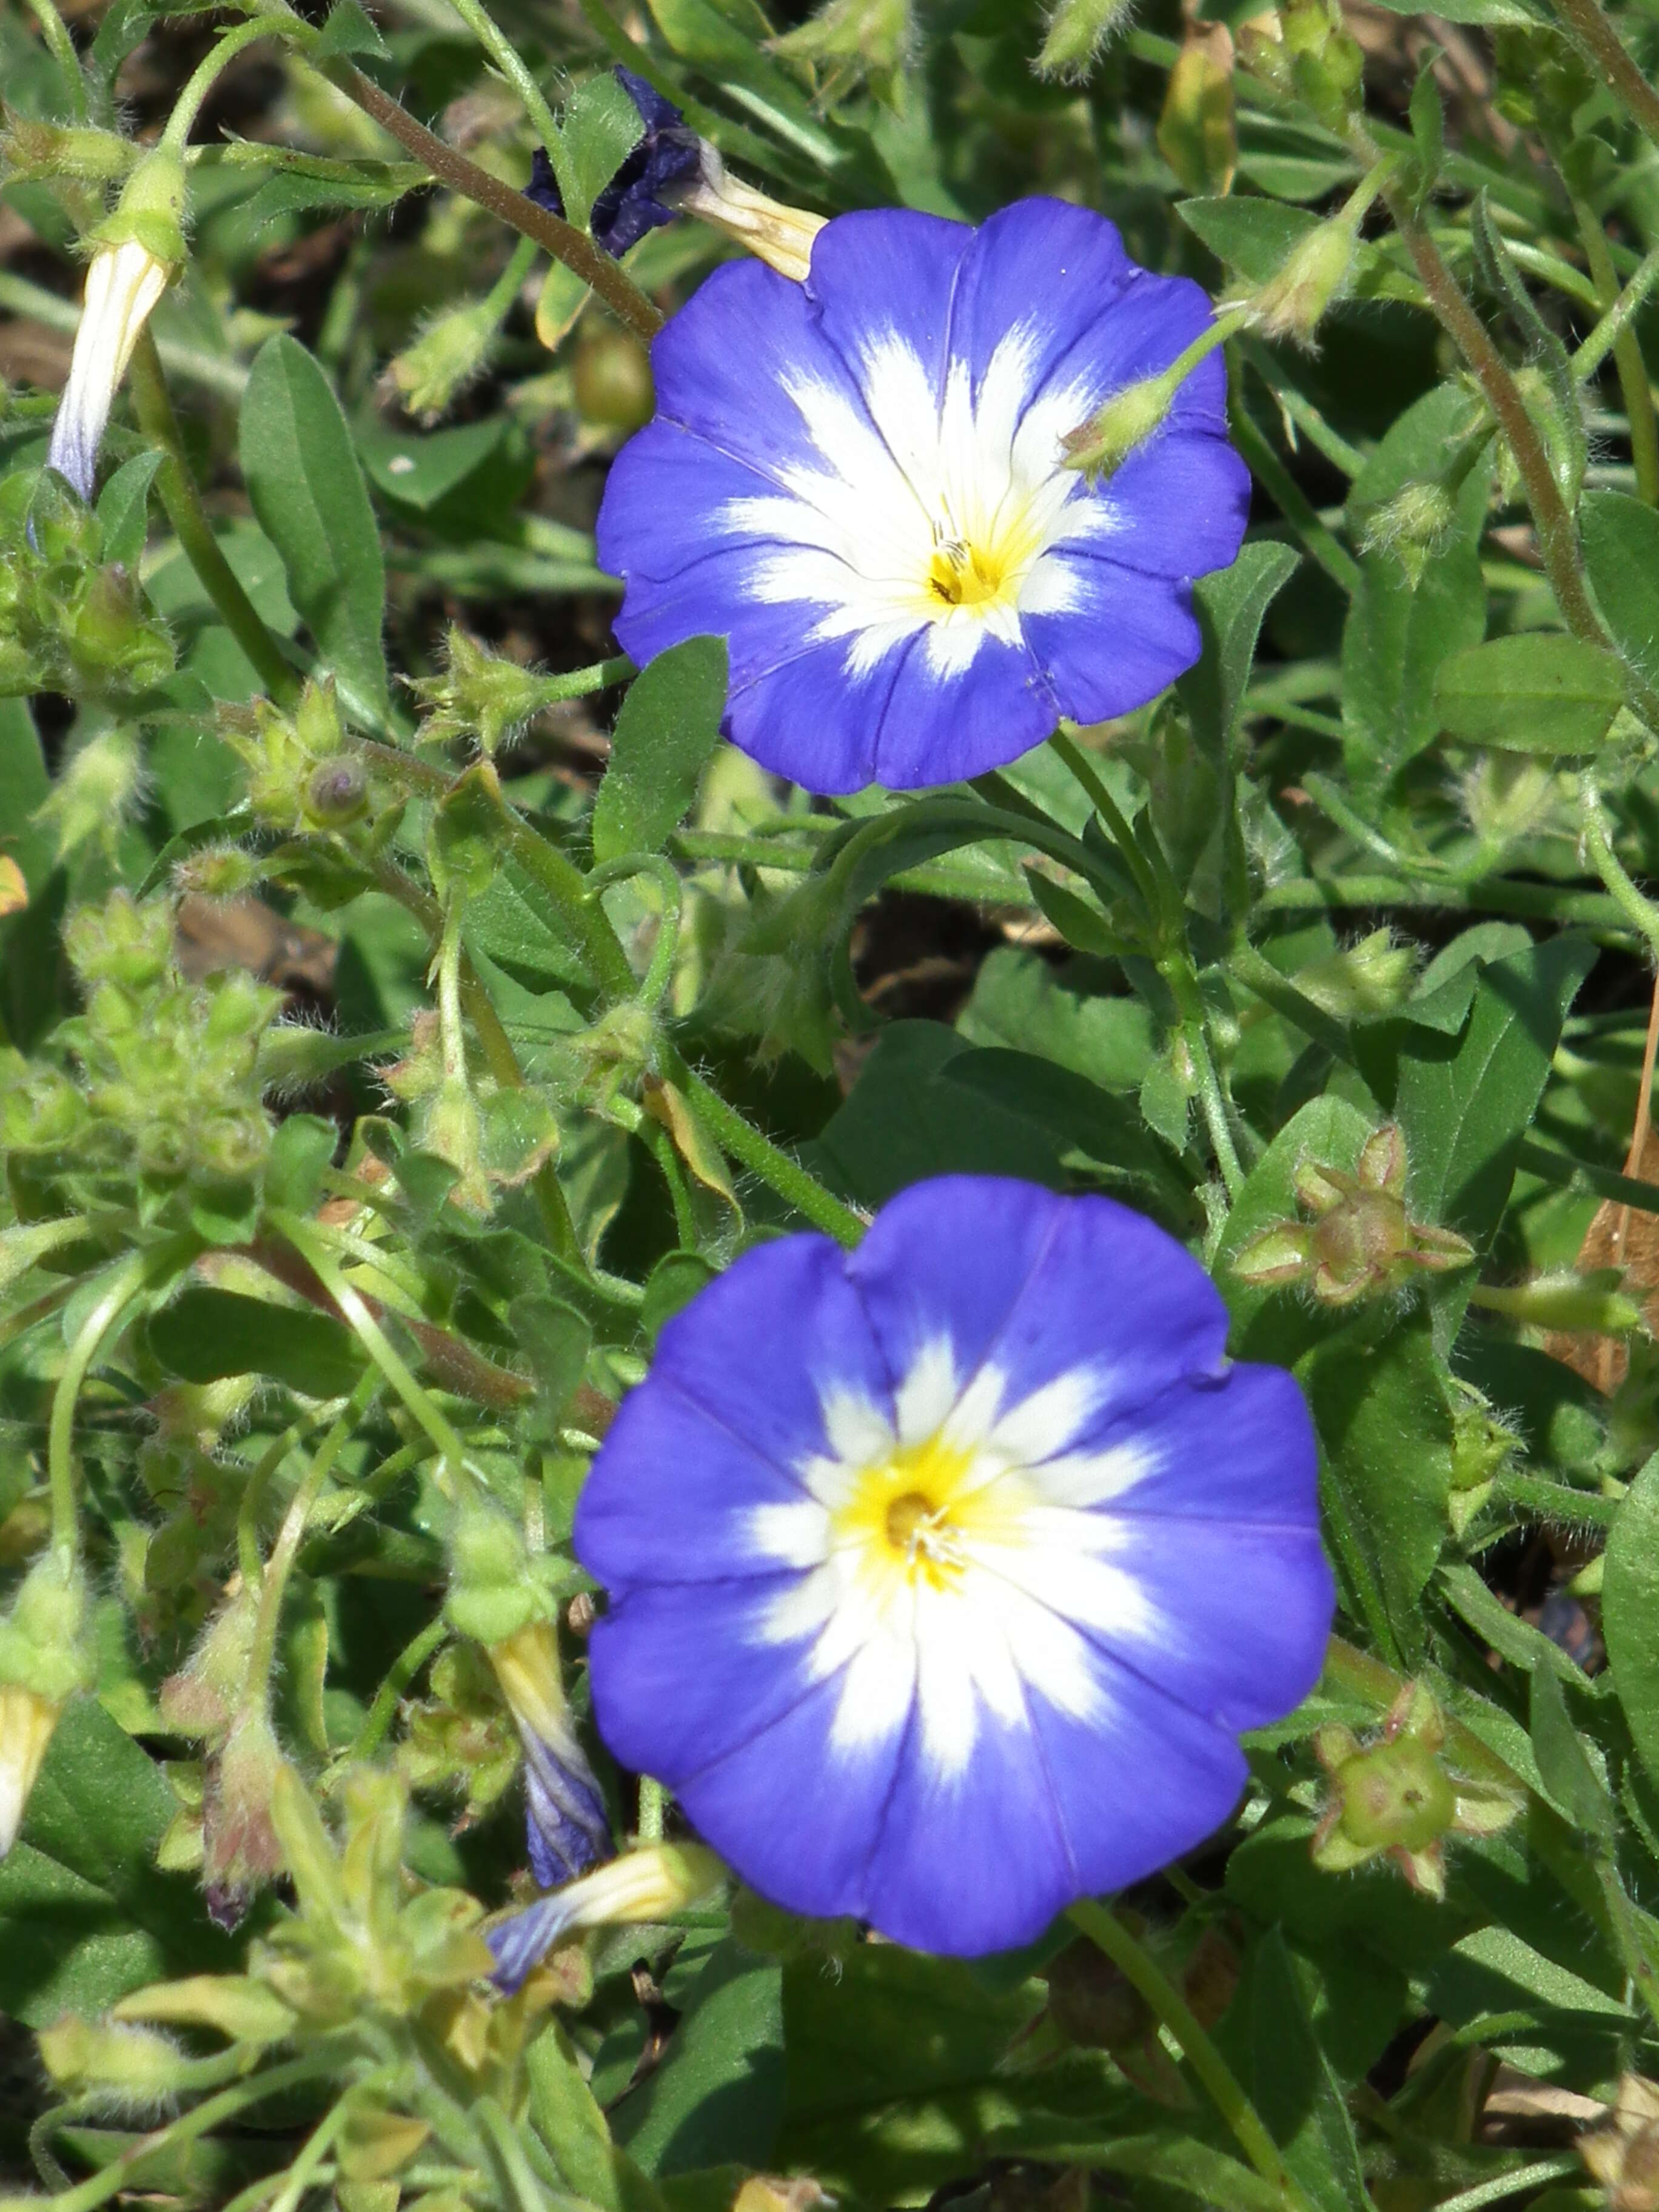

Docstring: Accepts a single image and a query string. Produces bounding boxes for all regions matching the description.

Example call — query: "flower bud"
[1232,1122,1473,1305]
[303,754,369,828]
[769,0,911,106]
[487,1842,725,1991]
[174,843,261,902]
[1475,1269,1644,1335]
[339,2107,432,2184]
[489,1620,611,1888]
[66,562,175,693]
[47,149,185,500]
[572,325,655,436]
[1033,0,1136,79]
[386,298,500,423]
[0,1557,92,1856]
[36,725,147,863]
[1060,367,1179,486]
[37,2017,196,2111]
[1358,481,1457,586]
[1275,0,1365,128]
[1247,214,1359,346]
[203,1707,286,1929]
[446,1490,543,1649]
[1312,1681,1521,1897]
[0,110,137,185]
[1290,929,1416,1022]
[672,145,826,283]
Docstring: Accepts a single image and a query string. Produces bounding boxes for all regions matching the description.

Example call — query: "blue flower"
[572,1176,1333,1957]
[489,1623,613,1889]
[595,198,1250,794]
[525,68,699,260]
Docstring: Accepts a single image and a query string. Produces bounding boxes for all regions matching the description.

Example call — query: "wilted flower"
[525,67,699,258]
[488,1841,724,1990]
[1312,1681,1521,1897]
[597,200,1247,793]
[571,1175,1332,1956]
[1583,2076,1659,2212]
[672,144,828,282]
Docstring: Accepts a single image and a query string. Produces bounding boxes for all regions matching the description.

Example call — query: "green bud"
[1233,1122,1473,1305]
[1475,1268,1644,1335]
[411,627,551,755]
[1060,368,1178,486]
[66,563,175,692]
[303,754,369,828]
[37,2017,196,2108]
[204,1708,286,1929]
[0,1062,89,1153]
[1292,928,1417,1021]
[219,679,356,834]
[1033,0,1135,80]
[1312,1681,1521,1896]
[36,725,147,862]
[174,843,260,902]
[65,885,172,990]
[386,299,500,423]
[1247,212,1359,345]
[0,109,138,184]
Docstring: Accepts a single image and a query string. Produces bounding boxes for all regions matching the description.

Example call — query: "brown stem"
[1358,146,1602,645]
[323,61,665,344]
[1550,0,1659,155]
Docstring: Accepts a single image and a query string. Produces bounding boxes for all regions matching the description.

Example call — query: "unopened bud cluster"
[769,0,911,106]
[0,467,173,703]
[380,1010,560,1216]
[1233,1122,1473,1305]
[411,627,567,756]
[1312,1682,1522,1896]
[1238,0,1365,133]
[218,679,380,840]
[0,888,279,1228]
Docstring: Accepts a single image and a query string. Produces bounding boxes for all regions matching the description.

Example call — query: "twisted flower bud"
[46,149,186,500]
[487,1842,725,1992]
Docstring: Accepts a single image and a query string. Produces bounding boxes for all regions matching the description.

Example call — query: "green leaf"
[1179,541,1302,759]
[1342,384,1491,788]
[1434,633,1624,756]
[1301,1313,1453,1666]
[939,1047,1196,1222]
[147,1286,367,1396]
[95,450,163,569]
[263,1113,339,1215]
[1178,196,1320,283]
[1244,1933,1370,2212]
[528,2018,665,2212]
[313,0,389,57]
[0,1699,238,2026]
[592,638,728,867]
[240,332,391,726]
[613,1940,783,2177]
[1580,489,1659,699]
[562,72,647,231]
[1529,1664,1617,1845]
[354,414,511,514]
[1604,1450,1659,1794]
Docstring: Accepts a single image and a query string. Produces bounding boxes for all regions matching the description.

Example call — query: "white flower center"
[720,325,1122,680]
[742,1340,1163,1777]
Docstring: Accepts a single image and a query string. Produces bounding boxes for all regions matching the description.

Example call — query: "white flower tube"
[671,145,826,282]
[47,147,186,501]
[47,239,172,501]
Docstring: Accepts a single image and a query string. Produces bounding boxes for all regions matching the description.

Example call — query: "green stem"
[1227,386,1363,594]
[247,1375,378,1691]
[47,1241,192,1571]
[637,1773,667,1841]
[1358,132,1606,649]
[127,330,300,705]
[1578,776,1659,965]
[235,1405,343,1586]
[439,0,573,204]
[327,1616,447,1781]
[321,59,664,344]
[22,0,87,117]
[1068,1899,1319,2212]
[1429,2159,1581,2212]
[655,1041,866,1247]
[645,1120,700,1248]
[160,15,293,149]
[1573,198,1659,506]
[1575,241,1659,383]
[272,1212,471,1476]
[36,2057,336,2212]
[1164,957,1246,1199]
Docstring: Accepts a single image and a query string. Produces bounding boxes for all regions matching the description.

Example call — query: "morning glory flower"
[596,198,1250,793]
[526,68,699,260]
[570,1176,1333,1957]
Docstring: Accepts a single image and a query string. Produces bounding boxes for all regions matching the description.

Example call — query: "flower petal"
[1021,554,1204,726]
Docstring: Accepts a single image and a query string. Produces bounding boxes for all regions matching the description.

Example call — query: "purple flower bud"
[525,68,699,260]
